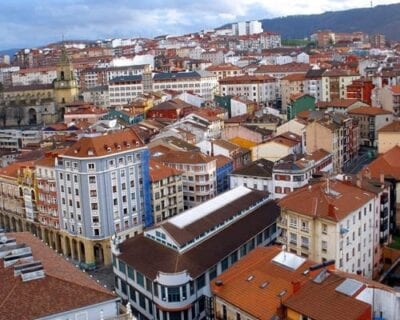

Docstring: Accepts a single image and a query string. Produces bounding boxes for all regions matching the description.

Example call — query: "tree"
[14,106,24,127]
[0,106,7,127]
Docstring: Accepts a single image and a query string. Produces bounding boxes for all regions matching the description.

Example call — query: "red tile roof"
[206,63,241,71]
[278,179,375,222]
[0,232,116,320]
[149,159,182,182]
[348,106,392,116]
[363,146,400,180]
[378,120,400,133]
[63,128,145,158]
[283,271,371,320]
[211,246,315,320]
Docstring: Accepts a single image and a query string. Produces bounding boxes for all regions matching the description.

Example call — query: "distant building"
[273,149,333,199]
[232,20,263,36]
[348,106,393,147]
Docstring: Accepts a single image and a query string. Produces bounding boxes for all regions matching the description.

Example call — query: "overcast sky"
[0,0,399,50]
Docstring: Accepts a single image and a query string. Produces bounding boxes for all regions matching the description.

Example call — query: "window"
[89,176,96,184]
[209,265,217,280]
[118,260,126,274]
[196,273,205,289]
[129,285,136,302]
[322,223,328,234]
[289,217,297,228]
[221,257,229,272]
[290,233,297,245]
[322,240,328,253]
[301,220,309,232]
[168,286,180,302]
[128,266,134,280]
[88,163,95,171]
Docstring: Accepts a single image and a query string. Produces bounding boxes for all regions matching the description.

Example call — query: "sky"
[0,0,399,50]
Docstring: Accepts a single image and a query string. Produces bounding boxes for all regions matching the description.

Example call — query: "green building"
[287,94,316,120]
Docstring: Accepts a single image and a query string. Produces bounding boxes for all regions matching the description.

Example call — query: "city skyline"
[0,0,399,50]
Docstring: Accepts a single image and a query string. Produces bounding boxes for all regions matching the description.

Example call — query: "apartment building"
[346,79,375,105]
[149,160,184,224]
[305,113,359,173]
[11,66,57,86]
[55,129,152,266]
[375,84,400,115]
[152,150,217,209]
[273,149,333,199]
[206,63,243,80]
[377,121,400,154]
[304,68,326,101]
[219,75,278,104]
[112,186,280,320]
[109,75,144,107]
[35,154,59,231]
[280,73,306,111]
[0,128,42,150]
[348,106,393,147]
[80,64,150,90]
[153,71,218,100]
[230,158,274,193]
[277,179,378,278]
[211,246,398,320]
[254,63,310,80]
[321,70,360,102]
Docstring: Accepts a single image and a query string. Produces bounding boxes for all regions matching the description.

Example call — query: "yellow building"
[53,47,79,105]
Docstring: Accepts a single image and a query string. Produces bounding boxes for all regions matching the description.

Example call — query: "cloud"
[0,0,398,49]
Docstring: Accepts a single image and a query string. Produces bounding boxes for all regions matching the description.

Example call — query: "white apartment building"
[219,75,278,104]
[232,20,263,36]
[0,128,42,150]
[153,71,218,101]
[278,179,380,279]
[153,150,217,210]
[108,75,144,107]
[11,67,57,86]
[273,149,333,199]
[230,158,274,193]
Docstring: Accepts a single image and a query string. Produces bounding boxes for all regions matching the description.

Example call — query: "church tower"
[53,46,79,104]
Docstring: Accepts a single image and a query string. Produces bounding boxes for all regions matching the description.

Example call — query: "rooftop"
[118,197,279,280]
[62,128,145,158]
[231,158,274,178]
[278,179,374,222]
[0,232,116,320]
[378,120,400,133]
[211,246,315,320]
[348,106,392,116]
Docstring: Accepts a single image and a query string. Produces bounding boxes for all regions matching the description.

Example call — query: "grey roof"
[118,199,280,280]
[109,75,142,83]
[153,71,200,80]
[231,159,274,178]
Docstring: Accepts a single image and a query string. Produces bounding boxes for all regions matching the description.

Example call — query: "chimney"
[380,173,385,184]
[292,281,301,293]
[356,179,362,189]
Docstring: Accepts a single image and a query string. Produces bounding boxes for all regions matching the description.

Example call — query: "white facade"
[12,68,57,86]
[109,80,144,107]
[220,78,279,103]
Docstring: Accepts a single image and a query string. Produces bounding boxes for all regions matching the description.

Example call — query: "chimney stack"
[328,203,336,218]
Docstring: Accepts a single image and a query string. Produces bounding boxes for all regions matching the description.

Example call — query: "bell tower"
[54,46,79,105]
